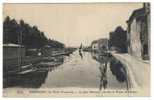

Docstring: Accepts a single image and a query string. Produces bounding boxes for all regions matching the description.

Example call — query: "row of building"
[127,3,150,60]
[91,3,150,60]
[91,38,109,54]
[3,44,66,60]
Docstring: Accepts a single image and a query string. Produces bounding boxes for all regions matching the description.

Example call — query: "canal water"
[4,50,129,90]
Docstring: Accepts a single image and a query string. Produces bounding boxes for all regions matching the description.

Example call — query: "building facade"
[3,43,25,71]
[3,43,25,60]
[127,3,150,60]
[91,38,109,53]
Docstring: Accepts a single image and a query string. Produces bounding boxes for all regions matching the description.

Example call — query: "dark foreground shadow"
[91,51,129,90]
[3,71,48,88]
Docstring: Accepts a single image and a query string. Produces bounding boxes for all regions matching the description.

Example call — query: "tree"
[3,17,20,44]
[109,26,127,53]
[3,16,65,49]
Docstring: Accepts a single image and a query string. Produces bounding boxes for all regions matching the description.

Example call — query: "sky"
[3,3,143,47]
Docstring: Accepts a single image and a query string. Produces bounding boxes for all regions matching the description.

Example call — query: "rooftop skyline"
[3,3,143,47]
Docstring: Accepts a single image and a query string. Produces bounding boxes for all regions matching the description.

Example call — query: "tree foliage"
[3,16,65,49]
[109,26,127,53]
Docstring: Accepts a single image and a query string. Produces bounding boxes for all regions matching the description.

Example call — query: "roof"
[91,38,108,45]
[91,40,98,44]
[3,43,24,47]
[98,38,108,42]
[127,8,146,24]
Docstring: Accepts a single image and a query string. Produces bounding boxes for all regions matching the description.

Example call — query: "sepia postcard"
[3,3,151,97]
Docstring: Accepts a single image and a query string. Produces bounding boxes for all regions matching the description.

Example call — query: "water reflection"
[99,63,107,90]
[3,55,65,88]
[91,52,109,90]
[110,59,129,89]
[4,51,129,90]
[91,52,129,90]
[79,49,83,59]
[35,56,64,72]
[110,59,127,82]
[4,71,48,88]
